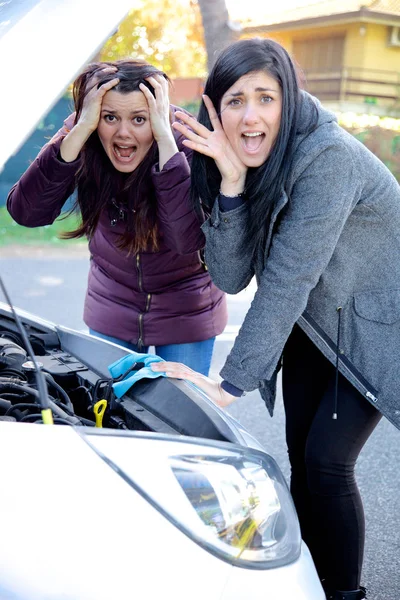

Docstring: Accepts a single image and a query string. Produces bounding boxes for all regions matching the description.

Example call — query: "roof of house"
[242,0,400,31]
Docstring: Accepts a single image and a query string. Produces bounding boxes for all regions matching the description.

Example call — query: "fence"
[303,66,400,111]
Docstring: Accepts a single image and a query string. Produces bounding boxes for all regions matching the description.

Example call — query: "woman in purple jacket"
[7,60,227,374]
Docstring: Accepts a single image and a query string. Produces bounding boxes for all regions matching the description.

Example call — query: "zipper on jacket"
[136,254,144,349]
[199,249,208,271]
[136,254,143,292]
[137,313,144,350]
[332,306,342,420]
[299,313,379,405]
[137,295,151,349]
[145,293,151,312]
[135,255,152,350]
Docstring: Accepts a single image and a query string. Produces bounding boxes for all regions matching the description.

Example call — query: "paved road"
[1,246,399,599]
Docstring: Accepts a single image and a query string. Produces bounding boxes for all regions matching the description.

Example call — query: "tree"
[99,0,207,78]
[196,0,240,71]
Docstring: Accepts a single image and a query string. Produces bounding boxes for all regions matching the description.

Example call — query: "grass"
[0,207,83,247]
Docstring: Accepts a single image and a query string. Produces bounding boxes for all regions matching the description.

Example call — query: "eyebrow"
[225,87,279,97]
[100,108,148,115]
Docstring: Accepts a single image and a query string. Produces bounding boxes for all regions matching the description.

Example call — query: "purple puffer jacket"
[7,109,227,346]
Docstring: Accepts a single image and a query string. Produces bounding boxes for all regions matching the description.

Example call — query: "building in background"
[242,0,400,116]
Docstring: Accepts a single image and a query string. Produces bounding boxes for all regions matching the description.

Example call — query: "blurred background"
[1,0,400,238]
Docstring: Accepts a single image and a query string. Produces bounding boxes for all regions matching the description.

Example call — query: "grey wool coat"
[202,91,400,431]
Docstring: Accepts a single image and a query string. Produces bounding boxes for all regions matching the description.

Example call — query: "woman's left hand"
[150,361,237,409]
[139,75,174,143]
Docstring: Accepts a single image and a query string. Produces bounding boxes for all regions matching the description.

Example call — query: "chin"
[244,156,269,168]
[240,150,270,169]
[114,164,138,173]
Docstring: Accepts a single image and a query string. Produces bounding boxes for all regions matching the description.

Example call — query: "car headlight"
[84,432,301,569]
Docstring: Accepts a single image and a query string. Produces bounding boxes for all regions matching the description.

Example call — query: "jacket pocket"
[354,289,400,324]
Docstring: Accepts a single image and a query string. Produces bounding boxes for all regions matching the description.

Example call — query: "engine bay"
[0,309,235,442]
[0,328,134,429]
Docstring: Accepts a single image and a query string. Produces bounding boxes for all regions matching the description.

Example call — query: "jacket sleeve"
[219,145,360,391]
[200,198,254,294]
[7,114,80,227]
[152,108,206,255]
[152,149,206,254]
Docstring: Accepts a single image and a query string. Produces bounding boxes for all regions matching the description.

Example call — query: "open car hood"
[0,300,264,451]
[0,0,133,172]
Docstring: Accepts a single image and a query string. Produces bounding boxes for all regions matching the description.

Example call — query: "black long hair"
[62,59,170,253]
[191,38,305,257]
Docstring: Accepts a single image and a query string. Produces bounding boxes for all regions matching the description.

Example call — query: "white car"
[0,2,325,599]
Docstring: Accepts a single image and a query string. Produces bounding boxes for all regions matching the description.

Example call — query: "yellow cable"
[41,408,54,425]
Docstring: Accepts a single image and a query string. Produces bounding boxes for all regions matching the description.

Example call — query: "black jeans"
[282,325,382,591]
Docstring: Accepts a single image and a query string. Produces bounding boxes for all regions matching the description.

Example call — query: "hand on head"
[150,361,236,408]
[78,66,120,134]
[172,95,248,196]
[139,74,173,143]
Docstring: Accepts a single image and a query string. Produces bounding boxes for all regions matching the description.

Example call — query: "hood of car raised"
[0,0,133,173]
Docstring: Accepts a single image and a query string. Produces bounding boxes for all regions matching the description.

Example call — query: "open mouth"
[241,132,265,154]
[113,144,137,161]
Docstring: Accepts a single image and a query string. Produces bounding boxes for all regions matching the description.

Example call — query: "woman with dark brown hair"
[7,59,227,373]
[152,37,400,599]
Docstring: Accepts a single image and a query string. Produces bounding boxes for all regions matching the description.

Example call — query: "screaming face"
[97,89,154,173]
[220,70,282,168]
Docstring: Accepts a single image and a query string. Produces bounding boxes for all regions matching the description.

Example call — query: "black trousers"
[282,325,382,591]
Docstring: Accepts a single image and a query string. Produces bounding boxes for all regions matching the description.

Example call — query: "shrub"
[337,113,400,182]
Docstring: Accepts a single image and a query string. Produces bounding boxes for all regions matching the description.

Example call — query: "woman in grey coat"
[151,38,400,599]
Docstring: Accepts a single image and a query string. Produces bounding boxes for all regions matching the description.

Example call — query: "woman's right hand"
[60,67,120,163]
[77,66,120,134]
[172,95,247,194]
[150,361,237,409]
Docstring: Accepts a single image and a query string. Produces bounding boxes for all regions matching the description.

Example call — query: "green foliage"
[0,208,83,247]
[99,0,207,78]
[180,99,201,117]
[341,126,400,182]
[337,113,400,181]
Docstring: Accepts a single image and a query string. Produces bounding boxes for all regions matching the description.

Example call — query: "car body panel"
[0,422,325,600]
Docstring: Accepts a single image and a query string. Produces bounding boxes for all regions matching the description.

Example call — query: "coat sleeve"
[219,144,360,391]
[200,198,254,294]
[152,148,206,254]
[6,114,80,227]
[152,108,206,255]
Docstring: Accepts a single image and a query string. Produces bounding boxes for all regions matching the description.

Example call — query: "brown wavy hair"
[61,59,171,253]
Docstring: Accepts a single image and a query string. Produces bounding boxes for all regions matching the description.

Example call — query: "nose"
[116,119,132,139]
[242,103,260,125]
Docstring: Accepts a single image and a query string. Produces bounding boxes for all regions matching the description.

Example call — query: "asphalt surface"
[1,245,399,599]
